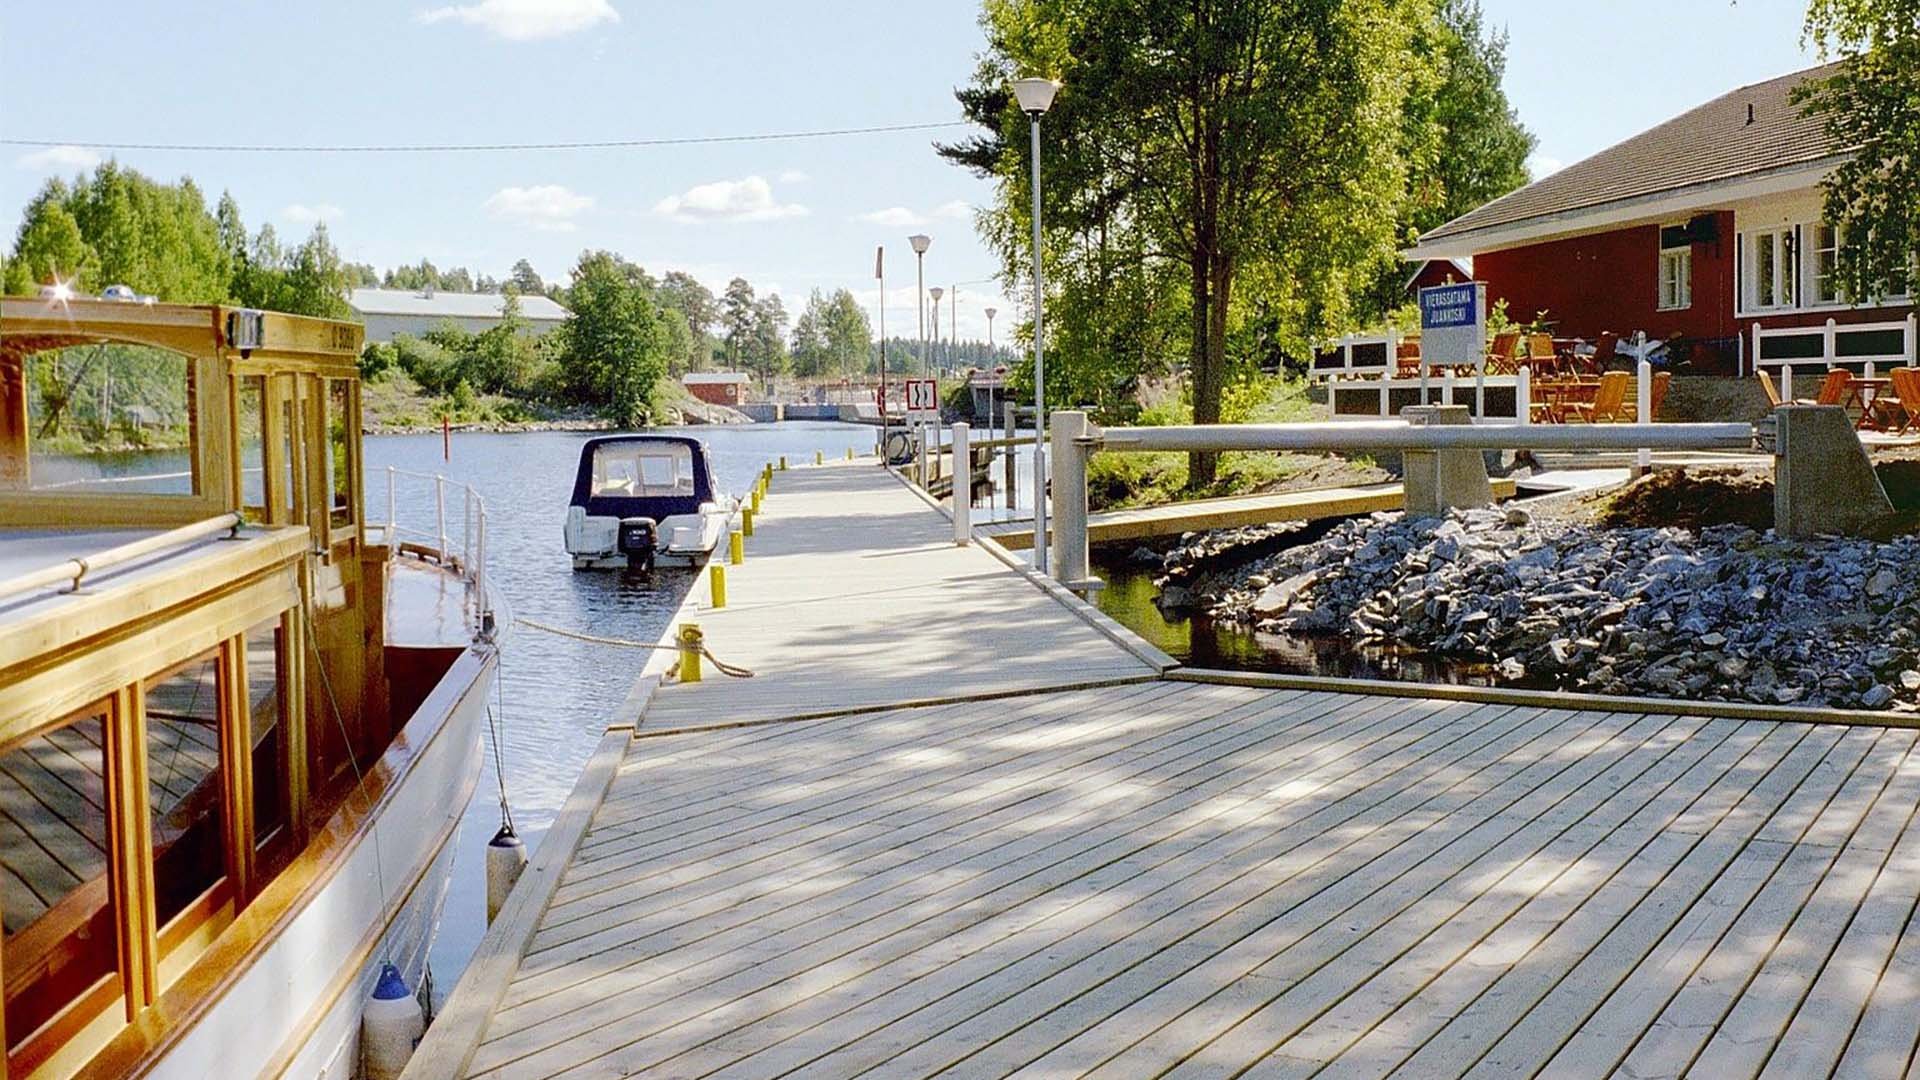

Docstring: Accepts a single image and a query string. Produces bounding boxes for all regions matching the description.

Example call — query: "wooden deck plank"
[429,460,1920,1080]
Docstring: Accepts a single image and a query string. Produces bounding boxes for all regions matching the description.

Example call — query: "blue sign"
[1419,283,1479,330]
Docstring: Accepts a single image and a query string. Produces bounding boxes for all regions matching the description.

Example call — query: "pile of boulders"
[1168,506,1920,710]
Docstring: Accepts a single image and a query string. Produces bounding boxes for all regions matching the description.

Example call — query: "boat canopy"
[570,434,718,521]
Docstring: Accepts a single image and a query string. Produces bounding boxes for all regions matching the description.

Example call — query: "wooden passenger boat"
[0,294,496,1078]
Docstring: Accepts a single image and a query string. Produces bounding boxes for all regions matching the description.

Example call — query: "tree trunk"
[1188,115,1225,488]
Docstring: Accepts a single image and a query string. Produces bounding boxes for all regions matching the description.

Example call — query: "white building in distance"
[349,288,569,343]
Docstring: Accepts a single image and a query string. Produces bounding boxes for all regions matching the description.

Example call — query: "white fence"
[1748,315,1917,380]
[1326,369,1533,425]
[1310,330,1407,380]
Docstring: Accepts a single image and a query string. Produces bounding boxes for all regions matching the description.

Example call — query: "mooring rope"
[515,617,755,678]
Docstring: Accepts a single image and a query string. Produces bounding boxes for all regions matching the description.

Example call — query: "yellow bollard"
[742,507,755,537]
[815,449,824,465]
[729,530,744,565]
[779,455,788,471]
[846,447,854,460]
[676,623,704,683]
[708,563,727,609]
[754,488,764,513]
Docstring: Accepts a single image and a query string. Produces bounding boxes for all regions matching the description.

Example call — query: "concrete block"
[1400,404,1493,517]
[1772,405,1894,539]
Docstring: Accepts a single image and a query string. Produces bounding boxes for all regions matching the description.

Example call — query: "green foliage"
[720,277,757,369]
[823,289,873,376]
[948,0,1446,486]
[1798,2,1920,302]
[790,289,833,377]
[558,250,667,427]
[748,293,789,384]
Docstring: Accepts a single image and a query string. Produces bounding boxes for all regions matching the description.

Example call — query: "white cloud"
[416,0,618,40]
[282,203,345,224]
[16,144,101,172]
[484,184,594,231]
[653,176,807,224]
[856,206,928,227]
[777,169,809,184]
[933,200,973,220]
[1527,153,1565,181]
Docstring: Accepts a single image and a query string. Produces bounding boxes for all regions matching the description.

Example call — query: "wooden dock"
[979,479,1517,551]
[413,459,1920,1080]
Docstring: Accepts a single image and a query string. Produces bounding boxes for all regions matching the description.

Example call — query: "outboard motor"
[617,516,658,572]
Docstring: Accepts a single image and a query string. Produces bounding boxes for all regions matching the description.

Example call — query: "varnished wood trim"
[82,646,494,1080]
[218,636,254,900]
[106,687,157,1016]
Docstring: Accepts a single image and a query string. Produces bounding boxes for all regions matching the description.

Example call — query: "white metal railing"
[1326,369,1533,425]
[1045,413,1756,587]
[373,465,491,632]
[1310,330,1407,380]
[1749,315,1918,385]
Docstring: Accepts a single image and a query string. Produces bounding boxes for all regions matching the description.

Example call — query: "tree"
[720,277,757,368]
[1413,0,1534,236]
[824,288,874,377]
[507,258,545,295]
[658,271,719,337]
[789,289,833,377]
[4,188,94,293]
[281,223,353,319]
[1798,0,1920,301]
[748,294,790,386]
[559,250,666,426]
[947,0,1436,485]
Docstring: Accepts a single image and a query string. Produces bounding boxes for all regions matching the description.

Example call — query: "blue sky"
[3,0,1819,340]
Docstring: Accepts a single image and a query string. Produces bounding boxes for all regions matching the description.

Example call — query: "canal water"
[361,423,880,1001]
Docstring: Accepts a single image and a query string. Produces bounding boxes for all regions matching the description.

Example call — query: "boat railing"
[373,465,491,633]
[0,512,245,602]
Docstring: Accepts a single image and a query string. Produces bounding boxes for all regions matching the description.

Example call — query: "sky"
[1,0,1822,343]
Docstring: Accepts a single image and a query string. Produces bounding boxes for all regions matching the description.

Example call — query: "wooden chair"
[1815,368,1854,407]
[1588,332,1619,373]
[1874,367,1920,435]
[1487,332,1522,375]
[1564,370,1631,423]
[1524,333,1558,376]
[1757,369,1789,408]
[1624,370,1671,422]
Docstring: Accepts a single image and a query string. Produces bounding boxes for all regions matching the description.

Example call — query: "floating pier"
[412,458,1920,1080]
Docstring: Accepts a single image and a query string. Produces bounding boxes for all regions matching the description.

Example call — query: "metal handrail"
[372,466,491,632]
[0,512,243,602]
[1097,420,1754,453]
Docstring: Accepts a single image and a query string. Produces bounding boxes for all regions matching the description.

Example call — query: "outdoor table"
[1847,376,1893,430]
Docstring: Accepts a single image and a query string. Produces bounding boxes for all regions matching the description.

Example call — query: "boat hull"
[566,507,732,570]
[141,645,493,1080]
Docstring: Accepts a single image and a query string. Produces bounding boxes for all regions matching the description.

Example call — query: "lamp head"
[1012,77,1060,116]
[908,233,931,255]
[985,307,998,319]
[929,287,944,302]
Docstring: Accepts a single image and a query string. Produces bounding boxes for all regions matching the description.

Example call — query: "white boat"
[562,434,737,570]
[0,295,493,1079]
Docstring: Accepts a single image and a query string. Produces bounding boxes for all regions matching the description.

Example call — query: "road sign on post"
[906,378,938,418]
[1419,282,1486,417]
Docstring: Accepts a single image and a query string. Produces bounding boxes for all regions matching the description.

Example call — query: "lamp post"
[985,306,997,351]
[928,287,944,376]
[1013,76,1059,572]
[985,305,1000,490]
[874,244,886,461]
[909,234,931,375]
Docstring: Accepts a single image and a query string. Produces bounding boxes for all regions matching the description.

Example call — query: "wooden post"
[1516,365,1531,427]
[106,685,159,1016]
[1636,359,1653,477]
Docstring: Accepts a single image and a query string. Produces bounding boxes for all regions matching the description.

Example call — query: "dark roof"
[1421,62,1844,245]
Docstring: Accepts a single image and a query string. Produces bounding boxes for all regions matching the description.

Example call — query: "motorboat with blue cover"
[563,434,736,570]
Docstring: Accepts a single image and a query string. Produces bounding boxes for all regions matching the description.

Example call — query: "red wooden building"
[1404,63,1914,375]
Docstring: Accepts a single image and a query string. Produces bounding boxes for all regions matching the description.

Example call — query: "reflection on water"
[363,423,883,1000]
[1092,556,1519,687]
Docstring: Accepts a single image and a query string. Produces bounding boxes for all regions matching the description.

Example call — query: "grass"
[1085,376,1374,512]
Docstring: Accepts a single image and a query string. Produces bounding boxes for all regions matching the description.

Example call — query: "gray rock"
[1867,568,1899,598]
[1862,685,1896,709]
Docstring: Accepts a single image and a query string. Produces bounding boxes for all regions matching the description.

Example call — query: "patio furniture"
[1870,367,1920,436]
[1845,376,1893,430]
[1564,371,1631,423]
[1815,368,1854,407]
[1623,370,1671,423]
[1487,332,1523,375]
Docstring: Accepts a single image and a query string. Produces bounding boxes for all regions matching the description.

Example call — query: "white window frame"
[1811,223,1842,306]
[1658,245,1692,311]
[1745,226,1796,312]
[1737,217,1914,316]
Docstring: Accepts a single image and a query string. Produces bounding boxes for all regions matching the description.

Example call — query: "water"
[1091,555,1526,688]
[360,423,880,1001]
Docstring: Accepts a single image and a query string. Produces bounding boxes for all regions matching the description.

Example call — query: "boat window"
[326,379,354,529]
[142,651,228,931]
[591,443,697,498]
[237,375,267,519]
[22,344,198,495]
[246,619,292,877]
[0,705,119,1051]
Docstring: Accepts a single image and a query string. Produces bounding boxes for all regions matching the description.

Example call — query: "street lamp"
[1013,76,1059,571]
[984,305,1001,467]
[909,234,931,375]
[928,287,944,374]
[984,306,998,351]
